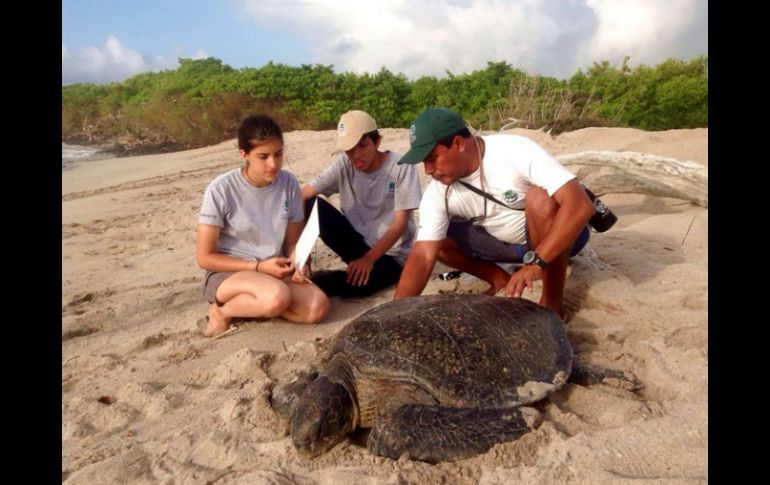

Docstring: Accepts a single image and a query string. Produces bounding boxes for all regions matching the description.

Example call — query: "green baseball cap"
[398,107,467,165]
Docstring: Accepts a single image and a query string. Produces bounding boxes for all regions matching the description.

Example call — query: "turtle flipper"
[368,405,540,463]
[569,360,643,391]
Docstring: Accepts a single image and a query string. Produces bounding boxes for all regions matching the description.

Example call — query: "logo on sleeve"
[388,181,395,193]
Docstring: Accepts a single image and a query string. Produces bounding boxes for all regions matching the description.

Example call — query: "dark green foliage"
[566,56,708,130]
[62,56,708,150]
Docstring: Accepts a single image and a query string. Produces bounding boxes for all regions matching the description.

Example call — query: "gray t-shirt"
[309,151,422,265]
[199,168,303,261]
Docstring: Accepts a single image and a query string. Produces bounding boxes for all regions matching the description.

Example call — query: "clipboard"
[294,199,319,271]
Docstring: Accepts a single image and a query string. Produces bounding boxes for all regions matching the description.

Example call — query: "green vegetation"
[62,55,707,150]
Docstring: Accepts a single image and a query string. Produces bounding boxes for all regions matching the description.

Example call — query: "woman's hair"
[238,114,284,153]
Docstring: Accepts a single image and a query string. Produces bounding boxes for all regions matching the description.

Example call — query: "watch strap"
[525,251,547,269]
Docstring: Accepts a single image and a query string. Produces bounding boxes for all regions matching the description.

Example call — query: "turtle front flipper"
[569,360,643,391]
[368,405,541,463]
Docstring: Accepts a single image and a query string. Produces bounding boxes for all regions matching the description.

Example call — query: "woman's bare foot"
[204,303,231,337]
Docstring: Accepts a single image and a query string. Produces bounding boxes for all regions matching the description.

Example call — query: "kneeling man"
[393,108,595,319]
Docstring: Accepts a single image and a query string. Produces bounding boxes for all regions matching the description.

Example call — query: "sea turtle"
[271,293,639,463]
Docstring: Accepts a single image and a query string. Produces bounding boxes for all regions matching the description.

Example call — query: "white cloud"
[579,0,707,70]
[237,0,707,79]
[62,35,178,85]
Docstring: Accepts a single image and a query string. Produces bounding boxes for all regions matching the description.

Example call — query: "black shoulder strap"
[457,180,524,211]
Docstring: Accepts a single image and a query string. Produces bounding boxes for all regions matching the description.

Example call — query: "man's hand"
[504,265,543,298]
[347,256,374,286]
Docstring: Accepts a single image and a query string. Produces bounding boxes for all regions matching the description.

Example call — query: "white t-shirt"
[416,134,575,244]
[309,151,422,265]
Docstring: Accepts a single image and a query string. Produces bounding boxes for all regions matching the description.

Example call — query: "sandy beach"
[62,126,708,484]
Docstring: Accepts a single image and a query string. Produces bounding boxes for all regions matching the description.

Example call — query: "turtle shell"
[326,294,572,408]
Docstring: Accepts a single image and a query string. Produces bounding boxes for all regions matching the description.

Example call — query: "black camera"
[583,186,617,232]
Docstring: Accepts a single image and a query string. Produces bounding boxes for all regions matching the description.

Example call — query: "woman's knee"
[262,285,293,316]
[308,291,330,323]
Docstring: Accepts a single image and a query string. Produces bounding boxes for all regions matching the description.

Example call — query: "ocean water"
[62,143,115,170]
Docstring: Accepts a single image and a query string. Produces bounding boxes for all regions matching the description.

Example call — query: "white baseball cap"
[333,110,377,153]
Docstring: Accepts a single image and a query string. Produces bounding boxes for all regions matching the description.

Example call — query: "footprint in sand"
[66,292,94,307]
[137,333,168,351]
[62,321,102,341]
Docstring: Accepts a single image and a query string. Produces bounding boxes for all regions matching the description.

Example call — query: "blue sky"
[62,0,708,86]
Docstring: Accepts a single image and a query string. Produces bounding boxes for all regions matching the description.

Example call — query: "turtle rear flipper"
[368,405,541,463]
[569,361,643,391]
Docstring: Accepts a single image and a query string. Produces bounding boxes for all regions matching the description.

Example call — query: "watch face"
[523,251,535,264]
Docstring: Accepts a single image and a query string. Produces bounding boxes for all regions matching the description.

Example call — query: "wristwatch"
[522,250,546,269]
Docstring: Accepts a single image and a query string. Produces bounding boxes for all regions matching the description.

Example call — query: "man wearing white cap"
[301,110,422,297]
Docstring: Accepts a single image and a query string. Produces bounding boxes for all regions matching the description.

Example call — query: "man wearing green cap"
[393,107,595,319]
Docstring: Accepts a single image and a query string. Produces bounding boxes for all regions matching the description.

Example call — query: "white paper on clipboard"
[294,199,319,271]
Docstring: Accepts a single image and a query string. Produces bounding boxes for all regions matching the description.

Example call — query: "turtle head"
[289,375,357,457]
[271,369,319,421]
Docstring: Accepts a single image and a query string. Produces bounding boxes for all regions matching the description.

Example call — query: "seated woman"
[196,113,329,337]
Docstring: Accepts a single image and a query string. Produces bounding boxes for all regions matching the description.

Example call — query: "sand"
[62,126,708,484]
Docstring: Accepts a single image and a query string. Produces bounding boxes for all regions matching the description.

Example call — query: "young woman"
[196,114,329,337]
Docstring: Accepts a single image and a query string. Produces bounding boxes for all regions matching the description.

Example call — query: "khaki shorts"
[203,271,234,305]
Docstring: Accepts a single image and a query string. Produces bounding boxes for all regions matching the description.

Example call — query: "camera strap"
[456,180,524,211]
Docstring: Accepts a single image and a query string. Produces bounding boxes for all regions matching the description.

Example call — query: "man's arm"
[393,240,442,299]
[347,209,412,286]
[531,179,594,264]
[366,210,411,261]
[505,179,594,298]
[300,183,318,206]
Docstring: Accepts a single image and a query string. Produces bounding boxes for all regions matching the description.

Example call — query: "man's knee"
[440,237,460,249]
[437,237,459,257]
[525,186,558,219]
